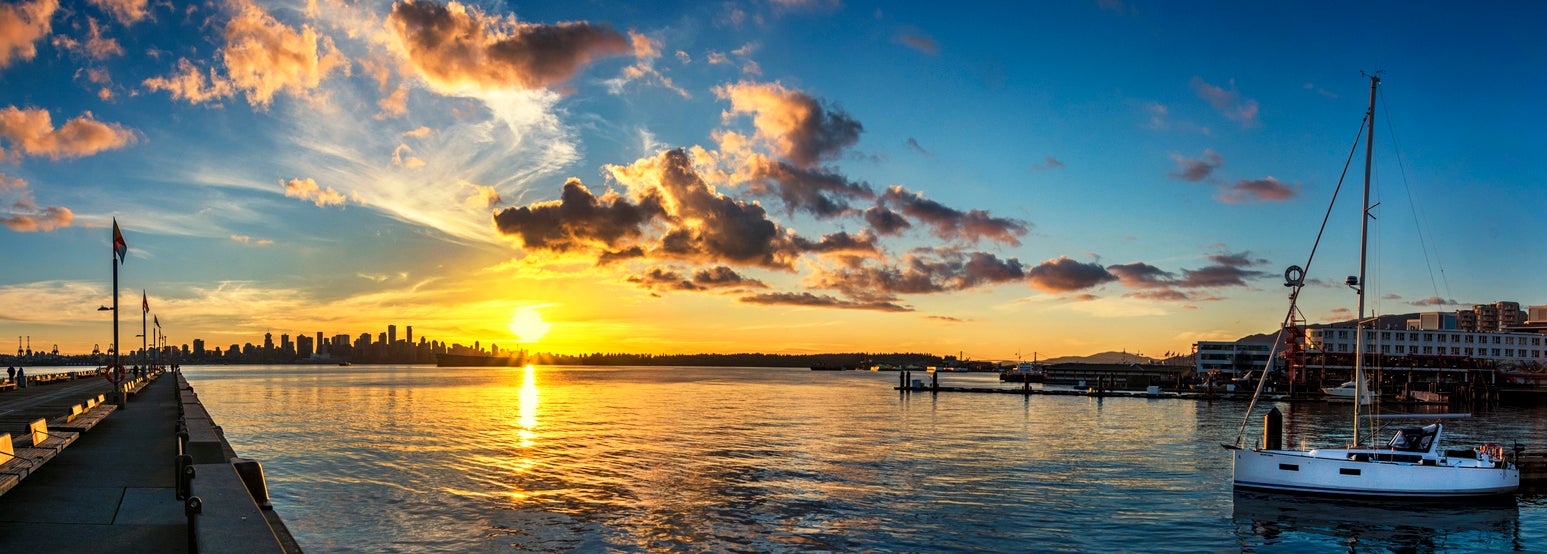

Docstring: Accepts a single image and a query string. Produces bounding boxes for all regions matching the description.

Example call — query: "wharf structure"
[0,369,299,553]
[1196,304,1547,403]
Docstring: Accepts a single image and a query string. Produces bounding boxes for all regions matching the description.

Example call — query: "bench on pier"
[0,380,14,392]
[126,377,150,397]
[24,418,79,454]
[0,432,56,485]
[50,396,117,433]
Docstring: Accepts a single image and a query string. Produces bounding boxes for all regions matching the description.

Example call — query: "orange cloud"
[0,106,137,161]
[282,177,355,208]
[462,181,500,209]
[88,0,149,26]
[144,0,345,109]
[0,172,74,232]
[142,58,234,104]
[391,143,425,168]
[221,0,347,108]
[386,0,630,93]
[0,0,58,68]
[714,81,862,168]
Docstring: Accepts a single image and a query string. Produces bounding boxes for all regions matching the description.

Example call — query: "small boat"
[1227,75,1518,498]
[1322,380,1374,405]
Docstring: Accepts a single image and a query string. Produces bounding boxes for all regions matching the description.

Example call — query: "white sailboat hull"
[1233,448,1519,498]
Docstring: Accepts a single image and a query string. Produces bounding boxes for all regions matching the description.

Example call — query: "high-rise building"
[297,335,313,358]
[388,325,397,345]
[406,326,413,345]
[263,332,274,351]
[193,339,205,357]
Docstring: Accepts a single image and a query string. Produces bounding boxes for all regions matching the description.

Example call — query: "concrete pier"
[0,370,299,552]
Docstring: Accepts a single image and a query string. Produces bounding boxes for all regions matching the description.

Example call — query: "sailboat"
[1225,75,1519,498]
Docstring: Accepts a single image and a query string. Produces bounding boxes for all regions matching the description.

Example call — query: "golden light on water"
[518,364,538,447]
[508,306,553,342]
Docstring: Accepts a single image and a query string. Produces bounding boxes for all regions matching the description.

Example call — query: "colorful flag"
[112,218,127,264]
[142,291,149,314]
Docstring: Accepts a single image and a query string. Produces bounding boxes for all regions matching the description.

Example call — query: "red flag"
[142,291,149,314]
[112,218,127,264]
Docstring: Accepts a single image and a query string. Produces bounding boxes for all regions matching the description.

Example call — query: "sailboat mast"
[1353,74,1379,446]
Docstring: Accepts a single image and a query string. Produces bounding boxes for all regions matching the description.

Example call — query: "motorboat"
[1322,379,1373,405]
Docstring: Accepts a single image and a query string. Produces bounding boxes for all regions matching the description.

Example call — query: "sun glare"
[508,307,552,342]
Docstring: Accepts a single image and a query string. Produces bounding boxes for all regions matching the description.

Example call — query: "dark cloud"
[1169,149,1223,182]
[1026,256,1117,293]
[1409,296,1459,306]
[1178,251,1270,288]
[387,0,630,92]
[1106,250,1270,301]
[491,178,663,252]
[693,266,768,289]
[1029,156,1064,171]
[627,266,700,291]
[793,230,880,256]
[1107,261,1175,289]
[608,148,804,269]
[878,185,1028,246]
[716,81,863,168]
[742,154,874,218]
[905,137,930,156]
[628,265,767,292]
[810,249,1026,300]
[863,205,912,236]
[739,292,911,312]
[1218,176,1299,203]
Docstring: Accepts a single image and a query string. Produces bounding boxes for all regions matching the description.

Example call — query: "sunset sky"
[1,0,1544,360]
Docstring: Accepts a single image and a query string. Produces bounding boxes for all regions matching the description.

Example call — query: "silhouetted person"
[6,365,13,383]
[15,367,24,388]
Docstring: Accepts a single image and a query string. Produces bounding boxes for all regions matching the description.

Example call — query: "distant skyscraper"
[193,339,205,357]
[317,332,326,354]
[264,332,274,351]
[388,325,397,345]
[406,326,413,345]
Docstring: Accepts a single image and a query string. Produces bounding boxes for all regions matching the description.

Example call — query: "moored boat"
[1227,75,1519,498]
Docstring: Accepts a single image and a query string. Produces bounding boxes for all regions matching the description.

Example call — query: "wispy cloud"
[1191,76,1259,127]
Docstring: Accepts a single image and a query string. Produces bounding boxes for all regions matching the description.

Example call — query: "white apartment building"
[1306,325,1546,365]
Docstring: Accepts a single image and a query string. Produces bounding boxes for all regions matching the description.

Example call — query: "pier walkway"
[0,371,299,553]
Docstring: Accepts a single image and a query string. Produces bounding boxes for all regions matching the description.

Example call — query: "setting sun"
[507,307,552,342]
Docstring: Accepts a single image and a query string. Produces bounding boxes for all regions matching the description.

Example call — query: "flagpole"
[141,291,147,378]
[113,235,124,408]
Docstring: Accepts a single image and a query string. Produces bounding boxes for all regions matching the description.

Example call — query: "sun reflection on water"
[518,364,538,447]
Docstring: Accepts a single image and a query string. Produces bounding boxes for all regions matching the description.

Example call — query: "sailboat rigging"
[1225,75,1519,498]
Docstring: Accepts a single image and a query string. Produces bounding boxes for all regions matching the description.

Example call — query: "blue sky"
[1,0,1543,360]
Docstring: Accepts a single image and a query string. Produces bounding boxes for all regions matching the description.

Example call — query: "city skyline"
[2,1,1545,360]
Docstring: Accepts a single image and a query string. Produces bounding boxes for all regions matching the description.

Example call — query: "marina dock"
[0,370,299,553]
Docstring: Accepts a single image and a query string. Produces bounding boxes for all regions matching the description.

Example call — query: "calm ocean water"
[182,364,1547,552]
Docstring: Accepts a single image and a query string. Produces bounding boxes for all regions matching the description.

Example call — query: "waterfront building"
[1195,341,1278,376]
[388,324,397,346]
[1307,312,1546,366]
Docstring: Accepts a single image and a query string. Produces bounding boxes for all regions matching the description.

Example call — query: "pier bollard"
[1264,407,1283,451]
[231,457,273,510]
[931,371,938,392]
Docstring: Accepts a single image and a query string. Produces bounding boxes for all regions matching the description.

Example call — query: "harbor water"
[182,364,1547,552]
